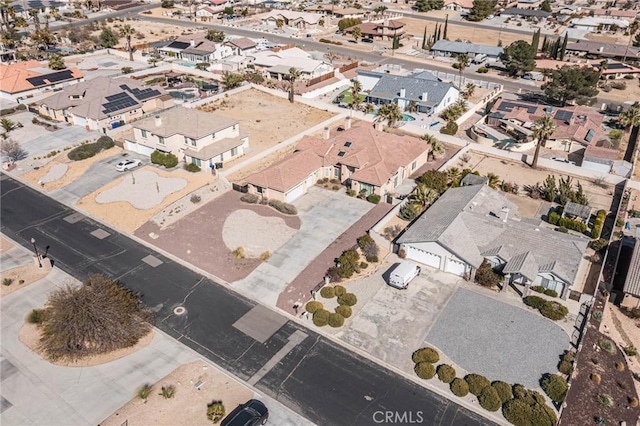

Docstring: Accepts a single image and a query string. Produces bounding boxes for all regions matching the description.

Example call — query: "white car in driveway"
[115,159,142,172]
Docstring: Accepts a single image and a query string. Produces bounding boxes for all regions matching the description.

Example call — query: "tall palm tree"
[287,67,300,103]
[455,53,469,87]
[377,103,402,128]
[28,8,40,31]
[410,184,438,209]
[362,103,375,115]
[421,133,444,160]
[120,24,135,61]
[348,79,362,114]
[462,82,476,99]
[623,20,640,63]
[446,167,462,184]
[619,102,640,133]
[598,59,608,86]
[531,115,556,169]
[486,172,500,189]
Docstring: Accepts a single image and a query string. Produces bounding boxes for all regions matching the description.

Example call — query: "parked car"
[221,399,269,426]
[550,157,576,166]
[361,38,374,43]
[115,159,142,172]
[387,261,421,289]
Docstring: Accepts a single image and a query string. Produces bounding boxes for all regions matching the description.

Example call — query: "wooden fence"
[338,62,358,73]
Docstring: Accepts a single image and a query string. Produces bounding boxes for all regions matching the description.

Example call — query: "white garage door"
[405,246,440,269]
[445,258,466,276]
[124,141,155,157]
[286,184,305,203]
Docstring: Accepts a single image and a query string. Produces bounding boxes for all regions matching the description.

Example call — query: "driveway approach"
[0,175,492,426]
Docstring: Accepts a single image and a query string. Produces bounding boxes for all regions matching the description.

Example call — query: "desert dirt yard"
[78,166,213,233]
[601,304,640,396]
[0,236,51,298]
[101,360,253,426]
[222,209,297,257]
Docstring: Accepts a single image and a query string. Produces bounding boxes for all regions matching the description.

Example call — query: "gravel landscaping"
[95,170,187,210]
[426,288,570,389]
[40,163,68,183]
[223,209,297,257]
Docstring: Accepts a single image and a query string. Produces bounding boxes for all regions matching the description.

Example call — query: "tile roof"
[430,40,503,57]
[398,184,588,284]
[225,37,257,50]
[567,41,640,59]
[246,149,322,193]
[134,108,238,139]
[184,133,247,161]
[367,72,457,106]
[0,60,84,94]
[624,239,640,297]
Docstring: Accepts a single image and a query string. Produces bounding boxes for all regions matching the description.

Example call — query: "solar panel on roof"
[105,92,131,102]
[129,87,162,101]
[585,129,596,142]
[26,70,74,87]
[102,93,138,115]
[554,110,573,122]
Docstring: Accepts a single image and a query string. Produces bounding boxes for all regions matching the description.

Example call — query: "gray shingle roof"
[563,202,592,221]
[624,239,640,297]
[501,7,552,17]
[461,174,488,186]
[367,72,457,106]
[430,40,503,57]
[503,252,538,282]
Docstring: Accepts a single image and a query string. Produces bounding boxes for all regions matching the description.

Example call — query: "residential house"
[570,17,630,32]
[593,61,640,79]
[195,6,221,20]
[346,20,406,41]
[430,40,503,61]
[581,144,632,176]
[443,0,474,13]
[34,76,171,131]
[500,8,551,19]
[244,119,430,202]
[261,10,324,28]
[224,37,258,54]
[332,8,365,18]
[516,0,542,9]
[0,60,84,102]
[250,46,332,80]
[593,8,638,23]
[483,99,606,153]
[356,69,460,115]
[396,182,589,299]
[158,34,234,64]
[566,41,640,61]
[124,107,249,168]
[622,229,640,308]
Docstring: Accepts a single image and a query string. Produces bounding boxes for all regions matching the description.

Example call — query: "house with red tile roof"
[0,60,84,102]
[345,20,406,41]
[244,118,430,202]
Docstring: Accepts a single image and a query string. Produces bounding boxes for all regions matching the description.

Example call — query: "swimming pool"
[177,62,196,68]
[369,112,417,122]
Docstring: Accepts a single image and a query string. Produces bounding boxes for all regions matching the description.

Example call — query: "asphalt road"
[0,174,494,426]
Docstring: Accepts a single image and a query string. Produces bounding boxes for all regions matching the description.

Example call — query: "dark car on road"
[221,399,269,426]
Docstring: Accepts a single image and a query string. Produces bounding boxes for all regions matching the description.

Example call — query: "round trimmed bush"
[337,292,357,306]
[541,374,568,403]
[328,312,345,327]
[539,301,568,320]
[558,360,573,375]
[436,364,456,384]
[334,285,346,296]
[312,309,330,326]
[523,295,547,310]
[478,386,502,412]
[465,374,490,396]
[305,301,323,314]
[450,378,469,397]
[335,305,352,318]
[503,399,533,426]
[491,381,513,404]
[320,286,335,298]
[414,362,436,380]
[412,347,439,364]
[513,384,536,405]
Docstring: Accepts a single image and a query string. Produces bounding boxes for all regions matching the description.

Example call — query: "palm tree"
[0,118,15,134]
[377,103,402,128]
[619,102,640,133]
[462,82,476,99]
[120,24,135,61]
[349,79,362,114]
[455,53,469,87]
[598,59,608,86]
[623,20,640,63]
[410,184,438,209]
[221,72,243,90]
[362,103,375,115]
[486,173,500,189]
[287,67,300,103]
[48,53,65,70]
[407,101,418,113]
[446,167,462,184]
[531,115,556,169]
[421,133,445,160]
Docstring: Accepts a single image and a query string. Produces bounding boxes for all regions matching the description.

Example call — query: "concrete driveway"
[21,126,102,161]
[50,152,148,205]
[233,187,373,306]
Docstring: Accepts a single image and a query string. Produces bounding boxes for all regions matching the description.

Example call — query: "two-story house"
[346,20,406,41]
[124,108,249,168]
[158,34,234,64]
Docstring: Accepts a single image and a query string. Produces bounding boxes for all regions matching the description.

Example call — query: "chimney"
[500,206,510,223]
[345,116,352,130]
[399,88,406,98]
[154,115,162,127]
[422,92,428,101]
[190,39,196,47]
[323,126,330,140]
[598,46,604,52]
[374,121,384,131]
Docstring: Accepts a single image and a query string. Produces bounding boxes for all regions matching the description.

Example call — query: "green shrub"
[138,384,153,400]
[523,295,547,310]
[149,150,178,168]
[541,374,568,403]
[313,309,330,326]
[328,312,345,327]
[346,189,356,196]
[450,378,469,397]
[160,385,175,399]
[465,374,490,396]
[359,261,368,269]
[185,163,201,172]
[414,362,436,380]
[240,193,259,204]
[337,292,357,306]
[358,234,375,250]
[268,199,298,215]
[599,339,616,353]
[412,347,439,364]
[366,255,379,263]
[305,301,323,314]
[479,386,502,411]
[334,285,346,297]
[624,345,638,356]
[531,285,545,294]
[557,226,568,233]
[502,399,533,425]
[67,137,114,161]
[3,277,13,286]
[477,66,489,73]
[589,238,608,252]
[436,364,456,383]
[440,121,458,135]
[548,211,560,225]
[539,301,568,320]
[335,305,352,318]
[320,286,335,298]
[543,289,558,298]
[558,217,587,233]
[513,384,535,405]
[207,402,225,423]
[558,360,573,375]
[367,194,381,204]
[591,210,607,239]
[475,259,501,287]
[27,308,46,324]
[598,393,614,407]
[492,381,513,404]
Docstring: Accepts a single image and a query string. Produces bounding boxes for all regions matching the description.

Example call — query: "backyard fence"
[338,62,358,73]
[307,70,335,87]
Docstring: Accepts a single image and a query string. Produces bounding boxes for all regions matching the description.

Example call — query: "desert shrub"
[367,194,381,204]
[591,373,601,383]
[138,384,153,400]
[27,308,46,324]
[465,374,490,396]
[185,163,201,172]
[358,234,375,250]
[207,401,225,423]
[615,362,625,371]
[436,364,456,383]
[3,277,13,286]
[320,286,335,298]
[190,194,201,203]
[548,211,560,225]
[412,347,440,364]
[313,309,330,326]
[611,81,626,90]
[67,137,114,161]
[346,189,356,196]
[557,226,568,233]
[366,255,379,263]
[305,301,323,314]
[629,396,639,407]
[335,305,352,318]
[240,193,259,203]
[475,259,501,287]
[477,66,488,73]
[160,385,176,399]
[598,394,613,407]
[541,374,567,403]
[450,378,469,397]
[492,381,513,404]
[523,295,548,310]
[624,345,638,356]
[543,289,558,298]
[328,312,345,327]
[479,386,502,411]
[259,251,270,260]
[359,261,368,269]
[589,238,608,252]
[414,362,436,380]
[558,360,574,375]
[337,292,357,306]
[539,301,568,320]
[232,247,245,259]
[268,199,298,215]
[358,234,379,261]
[440,121,458,135]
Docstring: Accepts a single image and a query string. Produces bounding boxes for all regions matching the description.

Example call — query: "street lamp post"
[31,238,42,268]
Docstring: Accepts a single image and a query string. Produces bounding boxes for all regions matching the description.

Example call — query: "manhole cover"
[173,306,186,315]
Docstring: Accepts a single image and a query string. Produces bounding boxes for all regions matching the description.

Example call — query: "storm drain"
[63,212,84,224]
[90,229,110,240]
[142,255,163,268]
[173,306,186,315]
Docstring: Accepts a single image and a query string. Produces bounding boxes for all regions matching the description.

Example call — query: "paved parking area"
[21,126,101,164]
[426,288,570,388]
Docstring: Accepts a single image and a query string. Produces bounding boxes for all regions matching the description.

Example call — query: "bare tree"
[0,138,27,161]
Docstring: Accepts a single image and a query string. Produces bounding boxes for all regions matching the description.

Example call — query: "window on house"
[158,136,165,144]
[334,168,339,178]
[256,186,263,194]
[541,278,557,291]
[412,161,416,170]
[231,146,238,156]
[190,138,196,147]
[141,130,147,138]
[192,158,201,167]
[344,141,352,148]
[232,124,237,131]
[337,151,346,157]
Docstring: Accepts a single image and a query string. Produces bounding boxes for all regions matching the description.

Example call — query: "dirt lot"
[101,360,253,426]
[86,16,196,49]
[0,263,51,298]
